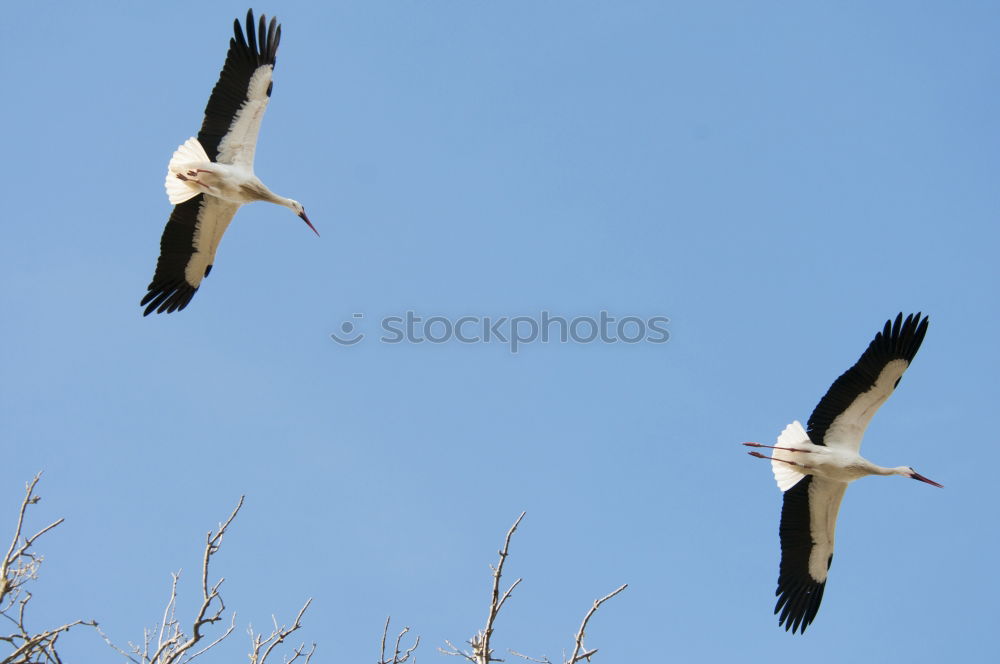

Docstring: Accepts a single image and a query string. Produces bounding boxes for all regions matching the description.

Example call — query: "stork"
[744,312,941,634]
[141,9,317,316]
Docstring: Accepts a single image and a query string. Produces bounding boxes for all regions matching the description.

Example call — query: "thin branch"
[440,512,526,664]
[380,616,390,662]
[378,617,420,664]
[157,572,180,654]
[563,584,628,664]
[286,641,316,664]
[439,638,475,662]
[185,612,236,663]
[2,476,42,577]
[3,618,97,664]
[1,474,100,664]
[480,512,525,663]
[509,584,628,664]
[1,474,60,607]
[95,623,142,664]
[101,496,314,664]
[97,498,244,664]
[156,497,243,664]
[253,597,312,664]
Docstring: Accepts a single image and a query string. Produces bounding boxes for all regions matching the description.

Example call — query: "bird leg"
[743,442,811,453]
[747,451,810,468]
[176,169,215,189]
[176,172,204,184]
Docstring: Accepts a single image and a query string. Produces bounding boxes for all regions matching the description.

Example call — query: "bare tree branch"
[1,474,98,664]
[139,497,243,664]
[564,584,627,664]
[378,617,419,664]
[510,584,627,664]
[100,497,313,664]
[508,650,551,664]
[440,512,525,664]
[441,512,625,664]
[186,612,236,663]
[248,597,314,664]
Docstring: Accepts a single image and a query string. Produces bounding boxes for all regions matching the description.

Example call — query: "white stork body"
[142,10,317,316]
[745,313,941,635]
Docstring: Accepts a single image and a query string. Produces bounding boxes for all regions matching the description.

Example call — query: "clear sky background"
[2,1,997,662]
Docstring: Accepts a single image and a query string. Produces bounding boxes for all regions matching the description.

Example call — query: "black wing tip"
[877,312,929,364]
[140,281,198,316]
[235,9,281,65]
[774,580,825,634]
[233,15,248,50]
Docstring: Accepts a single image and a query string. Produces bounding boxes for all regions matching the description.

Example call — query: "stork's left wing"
[806,313,929,452]
[141,196,239,315]
[198,9,281,168]
[775,475,847,634]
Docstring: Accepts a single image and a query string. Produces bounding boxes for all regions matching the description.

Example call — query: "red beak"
[911,471,943,488]
[299,211,319,237]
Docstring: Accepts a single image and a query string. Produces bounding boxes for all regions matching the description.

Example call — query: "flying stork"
[744,312,941,634]
[141,9,317,316]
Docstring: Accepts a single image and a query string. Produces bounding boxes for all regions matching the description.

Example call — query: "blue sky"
[2,1,998,662]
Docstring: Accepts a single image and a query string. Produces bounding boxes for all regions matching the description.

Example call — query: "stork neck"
[242,179,285,205]
[261,189,295,210]
[871,464,907,478]
[259,188,287,205]
[854,458,896,478]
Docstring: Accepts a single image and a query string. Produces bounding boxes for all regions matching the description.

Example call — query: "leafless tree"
[1,475,314,664]
[440,513,627,664]
[5,480,624,664]
[1,473,98,664]
[98,496,314,664]
[378,617,419,664]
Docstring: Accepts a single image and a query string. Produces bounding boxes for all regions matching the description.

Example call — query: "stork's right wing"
[141,196,239,315]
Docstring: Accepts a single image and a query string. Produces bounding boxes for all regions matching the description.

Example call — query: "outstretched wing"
[807,313,929,452]
[141,196,240,315]
[775,475,847,634]
[198,9,281,167]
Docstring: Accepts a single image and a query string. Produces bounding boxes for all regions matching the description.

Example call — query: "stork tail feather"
[165,137,211,204]
[772,421,810,492]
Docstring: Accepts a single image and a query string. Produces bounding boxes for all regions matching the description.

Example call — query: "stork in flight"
[141,9,317,316]
[744,312,941,634]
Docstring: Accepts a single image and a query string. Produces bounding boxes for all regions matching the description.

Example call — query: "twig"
[440,512,525,664]
[249,597,313,664]
[142,498,244,664]
[1,474,101,664]
[510,584,627,664]
[2,474,64,607]
[378,617,420,664]
[100,496,311,664]
[565,584,627,664]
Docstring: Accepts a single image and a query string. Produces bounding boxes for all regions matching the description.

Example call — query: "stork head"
[901,466,943,488]
[288,199,319,236]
